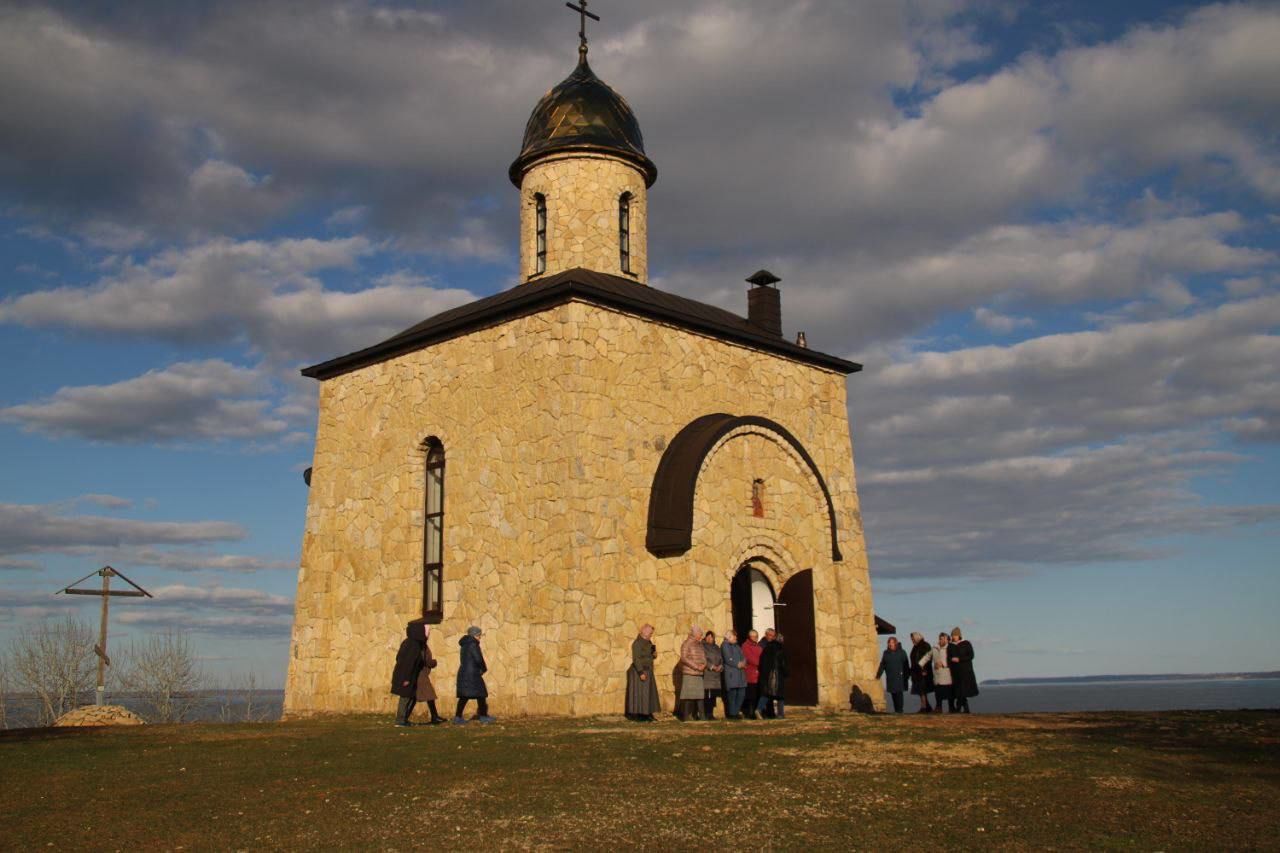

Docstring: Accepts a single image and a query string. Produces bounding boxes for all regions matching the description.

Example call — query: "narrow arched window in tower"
[534,193,547,275]
[619,192,632,274]
[422,438,445,622]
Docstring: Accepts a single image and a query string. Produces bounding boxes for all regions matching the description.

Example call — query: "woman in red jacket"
[741,629,763,720]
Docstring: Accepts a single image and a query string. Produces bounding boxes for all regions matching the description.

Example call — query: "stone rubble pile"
[53,704,146,727]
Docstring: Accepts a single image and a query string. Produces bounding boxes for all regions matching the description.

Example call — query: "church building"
[284,25,887,717]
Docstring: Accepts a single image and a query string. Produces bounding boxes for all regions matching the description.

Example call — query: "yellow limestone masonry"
[284,300,885,717]
[518,153,649,283]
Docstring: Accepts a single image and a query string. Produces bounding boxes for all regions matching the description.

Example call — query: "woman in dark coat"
[454,626,495,724]
[758,632,790,718]
[720,631,747,719]
[625,624,660,721]
[908,631,935,713]
[876,636,910,713]
[391,619,427,727]
[947,627,979,713]
[414,625,445,724]
[701,631,724,720]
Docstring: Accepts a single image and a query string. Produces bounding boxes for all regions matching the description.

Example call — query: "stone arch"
[646,413,842,561]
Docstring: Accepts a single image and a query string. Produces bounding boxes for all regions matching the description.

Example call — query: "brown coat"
[415,642,439,702]
[679,636,706,676]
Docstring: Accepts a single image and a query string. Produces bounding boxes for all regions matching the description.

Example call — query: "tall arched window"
[618,192,632,274]
[422,438,445,622]
[534,193,547,275]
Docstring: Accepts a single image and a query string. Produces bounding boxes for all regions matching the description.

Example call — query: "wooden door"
[776,569,818,705]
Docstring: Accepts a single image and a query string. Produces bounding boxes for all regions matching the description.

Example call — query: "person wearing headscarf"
[414,624,446,724]
[677,624,707,721]
[876,636,910,713]
[625,624,660,722]
[453,626,495,725]
[741,629,762,720]
[391,619,428,727]
[701,630,724,720]
[720,630,747,719]
[930,632,954,712]
[754,628,779,717]
[909,631,935,713]
[759,630,790,718]
[947,627,979,713]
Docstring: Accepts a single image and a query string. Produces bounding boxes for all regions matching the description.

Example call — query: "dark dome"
[509,56,657,187]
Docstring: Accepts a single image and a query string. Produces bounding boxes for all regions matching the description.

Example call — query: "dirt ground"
[2,709,1278,850]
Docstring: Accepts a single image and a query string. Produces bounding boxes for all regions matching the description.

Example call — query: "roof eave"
[301,276,861,380]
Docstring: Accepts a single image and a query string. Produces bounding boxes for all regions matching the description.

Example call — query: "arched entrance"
[731,565,819,706]
[730,563,776,641]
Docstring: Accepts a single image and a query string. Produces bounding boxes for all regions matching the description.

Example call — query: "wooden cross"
[565,0,600,58]
[58,566,152,705]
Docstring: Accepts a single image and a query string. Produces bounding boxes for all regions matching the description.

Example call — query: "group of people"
[391,619,979,724]
[876,627,978,713]
[625,624,790,721]
[391,619,494,726]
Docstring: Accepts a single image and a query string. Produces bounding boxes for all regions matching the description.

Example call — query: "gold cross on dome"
[565,0,600,59]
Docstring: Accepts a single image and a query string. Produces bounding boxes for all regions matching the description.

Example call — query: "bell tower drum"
[509,13,657,283]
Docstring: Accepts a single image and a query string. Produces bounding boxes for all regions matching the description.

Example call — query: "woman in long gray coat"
[701,631,724,720]
[720,630,747,719]
[625,624,660,722]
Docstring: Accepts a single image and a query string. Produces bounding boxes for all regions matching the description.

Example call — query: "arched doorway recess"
[730,562,776,641]
[730,564,819,706]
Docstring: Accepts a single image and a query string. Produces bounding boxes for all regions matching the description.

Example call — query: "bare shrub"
[8,616,96,725]
[217,671,269,723]
[119,630,203,723]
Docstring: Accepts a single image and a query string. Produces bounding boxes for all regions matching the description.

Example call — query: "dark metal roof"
[300,268,861,380]
[509,56,657,187]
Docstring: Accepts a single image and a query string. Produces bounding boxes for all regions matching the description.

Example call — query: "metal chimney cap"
[746,269,781,287]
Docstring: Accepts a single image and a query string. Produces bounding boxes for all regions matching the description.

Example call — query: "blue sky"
[1,1,1277,686]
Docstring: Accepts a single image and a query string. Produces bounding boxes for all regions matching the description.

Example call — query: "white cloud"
[115,584,295,637]
[0,237,477,364]
[850,295,1280,578]
[0,360,286,443]
[75,494,134,510]
[0,501,244,556]
[972,307,1034,334]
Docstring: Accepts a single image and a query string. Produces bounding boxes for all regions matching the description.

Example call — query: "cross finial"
[565,0,600,61]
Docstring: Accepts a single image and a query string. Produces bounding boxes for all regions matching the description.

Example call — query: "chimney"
[746,269,782,337]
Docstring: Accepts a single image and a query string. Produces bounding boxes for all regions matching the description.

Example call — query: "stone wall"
[517,152,648,283]
[285,299,884,717]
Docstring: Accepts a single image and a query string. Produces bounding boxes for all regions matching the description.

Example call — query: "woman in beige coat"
[414,625,445,724]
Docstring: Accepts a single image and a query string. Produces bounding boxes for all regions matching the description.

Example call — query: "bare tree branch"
[8,617,95,725]
[118,630,203,723]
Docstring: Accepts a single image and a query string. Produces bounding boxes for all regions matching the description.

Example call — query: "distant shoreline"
[984,672,1280,686]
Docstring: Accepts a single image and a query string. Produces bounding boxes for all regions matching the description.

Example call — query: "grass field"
[2,709,1278,850]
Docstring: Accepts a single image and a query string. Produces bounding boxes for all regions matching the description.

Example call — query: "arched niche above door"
[645,413,842,561]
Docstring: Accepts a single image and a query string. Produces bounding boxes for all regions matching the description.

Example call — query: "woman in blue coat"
[453,626,496,724]
[876,636,910,713]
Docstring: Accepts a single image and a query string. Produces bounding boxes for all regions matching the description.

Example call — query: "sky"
[1,0,1277,686]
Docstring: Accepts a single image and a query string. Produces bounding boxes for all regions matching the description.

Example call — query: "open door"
[776,569,818,705]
